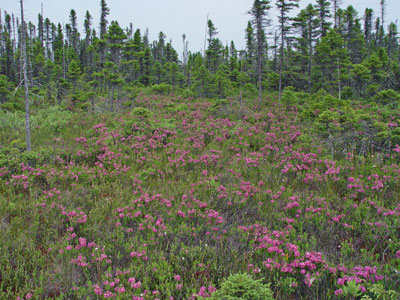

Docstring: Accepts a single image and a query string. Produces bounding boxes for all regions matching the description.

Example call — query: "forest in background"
[0,0,399,112]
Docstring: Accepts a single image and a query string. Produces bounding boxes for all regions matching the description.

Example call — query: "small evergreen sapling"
[211,273,274,300]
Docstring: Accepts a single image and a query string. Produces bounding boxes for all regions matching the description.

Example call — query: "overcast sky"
[1,0,398,56]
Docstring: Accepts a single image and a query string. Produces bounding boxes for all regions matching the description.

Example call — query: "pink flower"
[335,289,343,295]
[173,275,181,281]
[25,293,32,299]
[79,237,86,246]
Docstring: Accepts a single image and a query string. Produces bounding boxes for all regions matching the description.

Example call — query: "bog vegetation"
[1,0,400,299]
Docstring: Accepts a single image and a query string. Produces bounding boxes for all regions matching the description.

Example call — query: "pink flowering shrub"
[1,96,400,299]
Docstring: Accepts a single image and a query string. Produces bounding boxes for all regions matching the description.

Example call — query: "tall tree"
[20,0,31,152]
[44,18,52,59]
[205,19,223,73]
[364,8,374,54]
[38,13,44,47]
[245,21,256,75]
[315,29,349,98]
[100,0,110,40]
[387,22,398,58]
[249,0,271,109]
[330,0,342,29]
[3,13,15,82]
[380,0,386,30]
[82,11,92,69]
[293,4,319,90]
[99,0,110,66]
[107,20,126,65]
[315,0,331,38]
[69,9,79,55]
[276,0,299,100]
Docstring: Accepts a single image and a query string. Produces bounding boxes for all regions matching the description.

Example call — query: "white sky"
[1,0,398,57]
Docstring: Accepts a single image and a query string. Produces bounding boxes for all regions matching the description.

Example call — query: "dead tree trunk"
[21,0,31,152]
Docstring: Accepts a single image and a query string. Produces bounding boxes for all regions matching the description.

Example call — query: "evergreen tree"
[2,13,15,82]
[38,13,44,47]
[69,9,79,55]
[106,20,126,65]
[276,0,299,100]
[387,22,398,59]
[330,0,342,29]
[82,11,93,70]
[205,19,223,73]
[315,29,349,97]
[249,0,271,108]
[315,0,331,38]
[364,8,374,54]
[343,5,365,64]
[293,4,319,90]
[44,18,52,59]
[99,0,110,66]
[244,21,256,76]
[100,0,110,40]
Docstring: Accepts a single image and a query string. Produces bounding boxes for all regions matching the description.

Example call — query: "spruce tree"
[99,0,110,66]
[276,0,299,100]
[293,4,318,91]
[249,0,271,109]
[315,0,332,38]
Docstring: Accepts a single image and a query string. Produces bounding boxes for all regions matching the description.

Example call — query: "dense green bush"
[211,273,274,300]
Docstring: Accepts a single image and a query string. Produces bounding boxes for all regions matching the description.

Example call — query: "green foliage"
[0,74,14,104]
[131,107,153,118]
[281,86,298,107]
[361,283,400,300]
[164,103,188,114]
[211,273,274,300]
[342,280,361,298]
[150,83,173,95]
[373,89,400,106]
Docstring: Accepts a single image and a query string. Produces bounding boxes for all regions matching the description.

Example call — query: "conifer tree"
[245,21,255,75]
[315,0,331,38]
[364,8,374,54]
[249,0,271,109]
[99,0,110,66]
[330,0,342,29]
[69,9,79,56]
[82,11,93,70]
[276,0,299,100]
[293,4,318,90]
[205,19,223,73]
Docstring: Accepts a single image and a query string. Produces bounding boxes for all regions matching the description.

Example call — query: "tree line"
[0,0,399,111]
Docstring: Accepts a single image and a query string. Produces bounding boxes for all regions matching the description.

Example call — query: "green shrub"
[211,273,274,300]
[281,86,298,107]
[131,107,153,118]
[374,89,400,106]
[150,83,173,95]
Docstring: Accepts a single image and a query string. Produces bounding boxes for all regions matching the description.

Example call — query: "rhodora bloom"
[78,237,86,246]
[173,275,181,281]
[335,289,343,295]
[93,284,102,295]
